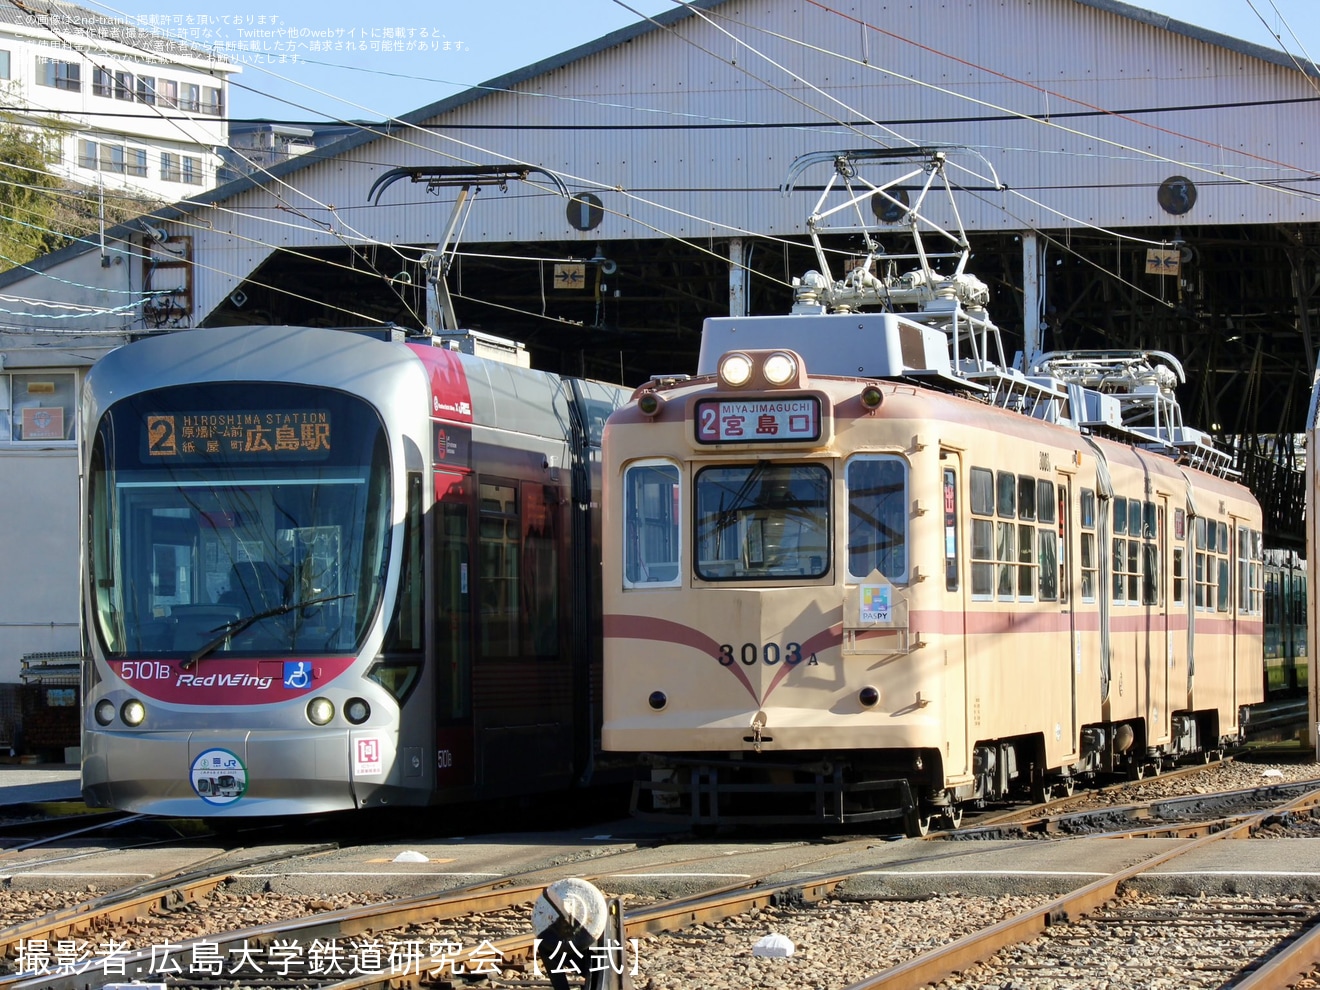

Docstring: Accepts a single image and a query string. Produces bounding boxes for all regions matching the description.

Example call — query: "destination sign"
[695,397,821,444]
[144,410,332,460]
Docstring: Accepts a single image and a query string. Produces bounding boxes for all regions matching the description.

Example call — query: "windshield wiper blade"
[181,593,354,669]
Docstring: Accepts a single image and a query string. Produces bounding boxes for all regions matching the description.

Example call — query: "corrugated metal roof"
[3,0,1316,293]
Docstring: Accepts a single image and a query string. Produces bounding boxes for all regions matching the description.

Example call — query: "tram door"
[433,472,474,787]
[940,455,969,780]
[1057,476,1078,750]
[1149,497,1171,746]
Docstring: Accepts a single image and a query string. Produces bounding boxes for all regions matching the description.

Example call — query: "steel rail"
[1230,915,1320,989]
[840,783,1320,989]
[0,843,339,958]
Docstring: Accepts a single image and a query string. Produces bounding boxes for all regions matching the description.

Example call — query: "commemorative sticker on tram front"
[190,748,249,805]
[859,585,892,623]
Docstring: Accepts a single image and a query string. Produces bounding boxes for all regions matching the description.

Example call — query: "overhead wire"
[607,0,1320,311]
[5,0,432,329]
[3,0,1316,334]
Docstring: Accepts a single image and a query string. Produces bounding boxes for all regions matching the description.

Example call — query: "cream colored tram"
[601,318,1263,833]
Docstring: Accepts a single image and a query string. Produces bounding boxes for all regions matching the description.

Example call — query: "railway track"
[4,760,1320,989]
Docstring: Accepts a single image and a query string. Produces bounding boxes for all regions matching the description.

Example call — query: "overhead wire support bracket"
[366,163,569,205]
[367,164,569,334]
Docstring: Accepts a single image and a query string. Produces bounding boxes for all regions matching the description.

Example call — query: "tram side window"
[943,467,958,592]
[847,456,907,581]
[1079,488,1096,603]
[994,472,1016,600]
[523,484,560,657]
[1013,474,1036,599]
[623,461,681,587]
[1194,516,1231,612]
[1037,479,1057,602]
[1141,503,1160,606]
[1237,527,1263,615]
[1173,508,1186,606]
[478,481,519,658]
[1112,496,1128,604]
[374,472,424,705]
[969,466,994,599]
[383,472,424,653]
[1195,516,1209,609]
[1214,522,1235,617]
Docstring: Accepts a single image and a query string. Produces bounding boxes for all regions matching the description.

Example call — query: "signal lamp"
[860,385,884,410]
[345,698,371,724]
[120,698,146,726]
[718,352,754,387]
[763,351,797,385]
[306,697,335,726]
[648,691,668,711]
[859,686,880,707]
[638,392,663,417]
[95,699,116,726]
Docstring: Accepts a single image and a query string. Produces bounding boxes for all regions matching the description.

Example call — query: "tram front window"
[695,462,830,580]
[87,383,392,657]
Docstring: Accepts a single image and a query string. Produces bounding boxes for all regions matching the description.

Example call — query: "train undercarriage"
[631,710,1240,837]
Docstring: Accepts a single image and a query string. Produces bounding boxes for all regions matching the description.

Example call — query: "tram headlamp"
[859,686,880,708]
[94,699,116,726]
[120,698,146,727]
[648,691,667,711]
[763,351,797,386]
[861,384,884,410]
[638,392,664,417]
[718,352,754,388]
[306,697,335,726]
[345,697,371,725]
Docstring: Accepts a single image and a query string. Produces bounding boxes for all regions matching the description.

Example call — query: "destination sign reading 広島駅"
[145,411,332,459]
[695,397,821,443]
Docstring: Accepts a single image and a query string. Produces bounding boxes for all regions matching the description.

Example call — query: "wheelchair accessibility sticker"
[191,748,248,805]
[283,661,313,689]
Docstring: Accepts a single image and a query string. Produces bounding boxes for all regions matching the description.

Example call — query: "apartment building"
[0,0,236,199]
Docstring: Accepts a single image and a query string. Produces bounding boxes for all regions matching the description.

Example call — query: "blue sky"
[97,0,1320,121]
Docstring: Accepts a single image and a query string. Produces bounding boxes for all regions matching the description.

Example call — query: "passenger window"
[696,463,831,581]
[847,456,907,581]
[996,471,1015,518]
[478,481,519,657]
[623,461,681,588]
[943,467,958,592]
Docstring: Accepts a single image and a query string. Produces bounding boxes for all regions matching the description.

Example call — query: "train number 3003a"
[717,642,819,666]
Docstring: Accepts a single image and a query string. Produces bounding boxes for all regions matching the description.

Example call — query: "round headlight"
[719,352,754,387]
[345,698,371,725]
[648,691,667,711]
[763,351,797,385]
[638,392,662,417]
[306,697,335,726]
[861,384,884,409]
[120,699,146,727]
[859,686,880,708]
[94,699,116,726]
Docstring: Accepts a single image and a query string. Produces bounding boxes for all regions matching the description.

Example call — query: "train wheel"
[904,812,934,838]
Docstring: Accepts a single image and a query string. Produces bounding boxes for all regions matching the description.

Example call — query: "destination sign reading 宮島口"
[145,411,332,459]
[695,397,821,444]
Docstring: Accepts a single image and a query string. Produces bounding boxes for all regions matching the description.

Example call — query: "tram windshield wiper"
[181,593,354,669]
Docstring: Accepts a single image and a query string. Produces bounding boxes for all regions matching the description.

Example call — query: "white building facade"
[0,0,236,200]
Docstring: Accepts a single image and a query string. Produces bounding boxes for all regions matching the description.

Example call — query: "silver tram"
[80,325,625,815]
[601,153,1264,833]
